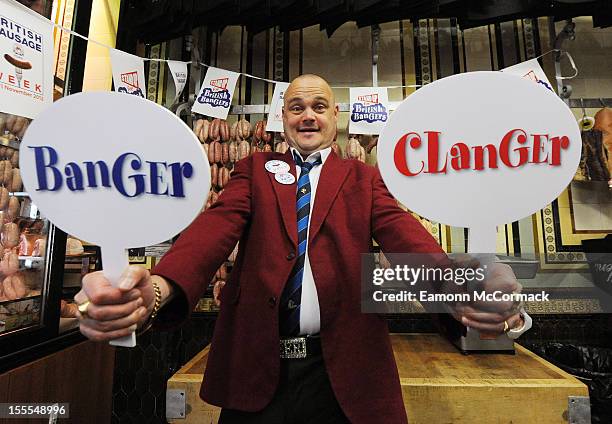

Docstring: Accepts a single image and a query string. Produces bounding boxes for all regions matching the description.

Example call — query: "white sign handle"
[467,225,511,339]
[467,224,497,284]
[102,246,136,348]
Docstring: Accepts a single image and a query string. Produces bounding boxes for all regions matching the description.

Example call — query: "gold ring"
[77,300,91,317]
[503,320,510,332]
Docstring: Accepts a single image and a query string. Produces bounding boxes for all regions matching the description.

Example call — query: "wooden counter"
[167,334,589,423]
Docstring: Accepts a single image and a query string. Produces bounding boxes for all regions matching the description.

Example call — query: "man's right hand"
[74,266,156,342]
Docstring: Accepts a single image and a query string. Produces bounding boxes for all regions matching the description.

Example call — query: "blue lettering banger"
[351,102,388,124]
[29,146,194,198]
[197,88,231,108]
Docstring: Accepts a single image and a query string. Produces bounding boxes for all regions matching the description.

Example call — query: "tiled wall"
[571,182,612,231]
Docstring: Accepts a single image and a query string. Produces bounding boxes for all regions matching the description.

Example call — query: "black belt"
[279,335,322,359]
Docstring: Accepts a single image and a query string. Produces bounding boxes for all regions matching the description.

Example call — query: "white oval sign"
[20,92,210,249]
[378,71,581,250]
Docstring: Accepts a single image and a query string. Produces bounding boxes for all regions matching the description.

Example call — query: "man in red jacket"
[75,74,526,423]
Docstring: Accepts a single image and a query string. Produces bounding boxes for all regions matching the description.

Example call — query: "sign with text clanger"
[20,92,210,347]
[377,71,581,253]
[0,0,53,118]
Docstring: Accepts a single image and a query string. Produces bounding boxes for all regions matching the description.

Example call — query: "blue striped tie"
[279,152,322,336]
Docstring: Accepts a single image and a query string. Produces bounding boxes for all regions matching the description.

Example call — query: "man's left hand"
[453,262,524,335]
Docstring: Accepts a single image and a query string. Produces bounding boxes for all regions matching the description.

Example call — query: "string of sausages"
[0,116,38,304]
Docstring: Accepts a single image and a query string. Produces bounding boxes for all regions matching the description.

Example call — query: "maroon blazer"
[153,150,444,424]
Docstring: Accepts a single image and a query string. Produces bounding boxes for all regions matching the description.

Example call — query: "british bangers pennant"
[349,87,390,135]
[192,66,239,119]
[110,49,146,98]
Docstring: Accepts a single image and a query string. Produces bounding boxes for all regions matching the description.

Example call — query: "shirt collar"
[289,146,332,166]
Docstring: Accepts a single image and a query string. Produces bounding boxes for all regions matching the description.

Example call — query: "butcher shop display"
[0,118,49,334]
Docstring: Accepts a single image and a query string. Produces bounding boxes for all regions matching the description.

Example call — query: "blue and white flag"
[502,58,554,92]
[192,66,239,119]
[349,87,390,135]
[110,49,146,98]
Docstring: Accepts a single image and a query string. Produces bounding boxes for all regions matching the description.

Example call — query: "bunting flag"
[167,60,188,104]
[501,58,554,92]
[0,5,575,124]
[349,87,390,135]
[110,49,146,97]
[192,66,239,119]
[266,82,290,132]
[0,0,53,118]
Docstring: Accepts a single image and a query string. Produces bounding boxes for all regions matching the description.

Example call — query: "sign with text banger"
[20,92,210,346]
[0,0,53,118]
[377,71,581,253]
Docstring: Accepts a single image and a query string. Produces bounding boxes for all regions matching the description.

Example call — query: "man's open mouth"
[298,128,319,132]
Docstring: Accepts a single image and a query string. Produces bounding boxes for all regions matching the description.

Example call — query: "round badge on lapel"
[275,173,296,185]
[265,160,290,174]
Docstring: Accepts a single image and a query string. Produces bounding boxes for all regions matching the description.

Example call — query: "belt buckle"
[280,337,307,359]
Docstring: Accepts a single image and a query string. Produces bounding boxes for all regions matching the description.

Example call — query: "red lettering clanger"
[393,129,570,177]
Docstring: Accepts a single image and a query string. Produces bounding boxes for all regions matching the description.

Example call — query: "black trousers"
[219,351,351,424]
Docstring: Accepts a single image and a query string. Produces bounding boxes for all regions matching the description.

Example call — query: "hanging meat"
[594,107,612,180]
[346,137,361,160]
[210,118,221,141]
[237,119,252,140]
[580,130,611,182]
[331,142,343,158]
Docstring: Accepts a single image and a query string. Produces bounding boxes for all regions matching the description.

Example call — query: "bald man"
[76,74,523,423]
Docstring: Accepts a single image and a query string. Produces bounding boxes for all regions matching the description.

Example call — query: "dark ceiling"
[122,0,612,44]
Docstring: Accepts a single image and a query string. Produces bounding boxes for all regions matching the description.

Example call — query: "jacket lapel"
[267,150,298,247]
[309,150,349,242]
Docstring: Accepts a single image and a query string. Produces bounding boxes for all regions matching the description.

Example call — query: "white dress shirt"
[289,146,331,335]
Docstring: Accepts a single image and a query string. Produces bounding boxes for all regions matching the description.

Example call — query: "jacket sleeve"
[369,167,459,314]
[370,167,444,255]
[151,156,253,328]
